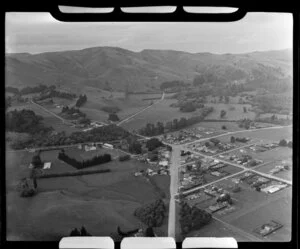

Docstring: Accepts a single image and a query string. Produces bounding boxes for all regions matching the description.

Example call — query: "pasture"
[6,148,169,241]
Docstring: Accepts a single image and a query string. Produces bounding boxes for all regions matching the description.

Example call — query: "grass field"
[120,98,213,131]
[6,148,169,241]
[205,103,256,120]
[230,187,292,241]
[232,126,292,142]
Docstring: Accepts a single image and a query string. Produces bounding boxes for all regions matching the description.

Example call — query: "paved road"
[117,91,165,126]
[168,145,180,238]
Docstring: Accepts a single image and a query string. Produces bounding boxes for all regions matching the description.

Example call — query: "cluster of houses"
[234,172,288,194]
[162,127,220,145]
[179,157,231,191]
[77,142,114,152]
[82,121,105,132]
[134,147,171,177]
[219,153,263,167]
[269,164,290,175]
[248,143,279,153]
[190,141,237,155]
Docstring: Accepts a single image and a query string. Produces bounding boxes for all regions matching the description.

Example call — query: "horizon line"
[5,46,293,56]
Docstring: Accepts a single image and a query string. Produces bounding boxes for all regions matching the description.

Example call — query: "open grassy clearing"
[120,98,210,131]
[230,187,292,241]
[186,218,255,242]
[188,121,244,132]
[231,126,292,142]
[204,103,256,120]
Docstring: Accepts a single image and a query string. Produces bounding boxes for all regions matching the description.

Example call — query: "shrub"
[279,139,288,147]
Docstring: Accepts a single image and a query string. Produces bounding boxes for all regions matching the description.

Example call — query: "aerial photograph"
[5,11,292,242]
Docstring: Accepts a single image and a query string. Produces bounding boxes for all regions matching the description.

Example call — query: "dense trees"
[238,118,253,129]
[160,80,188,91]
[134,199,166,227]
[179,102,196,112]
[179,202,212,234]
[37,88,76,101]
[108,113,120,122]
[20,84,48,95]
[58,150,111,169]
[146,138,163,151]
[279,139,288,147]
[6,109,52,134]
[128,140,142,154]
[75,94,87,107]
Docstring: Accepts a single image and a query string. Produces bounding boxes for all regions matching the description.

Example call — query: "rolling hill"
[5,47,292,92]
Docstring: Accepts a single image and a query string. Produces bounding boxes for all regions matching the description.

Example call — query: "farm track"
[117,91,165,126]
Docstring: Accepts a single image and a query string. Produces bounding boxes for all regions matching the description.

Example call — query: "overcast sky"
[5,11,293,54]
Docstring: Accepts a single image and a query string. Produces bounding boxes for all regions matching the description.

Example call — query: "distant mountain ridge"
[5,47,292,92]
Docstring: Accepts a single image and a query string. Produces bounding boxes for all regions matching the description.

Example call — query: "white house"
[103,143,114,149]
[43,162,52,169]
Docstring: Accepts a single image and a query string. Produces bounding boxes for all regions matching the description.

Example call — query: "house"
[103,143,114,149]
[43,162,52,169]
[211,171,221,177]
[134,172,143,177]
[85,145,97,151]
[159,160,168,167]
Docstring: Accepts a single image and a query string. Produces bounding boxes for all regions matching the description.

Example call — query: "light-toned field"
[204,103,256,120]
[120,99,211,131]
[231,126,292,142]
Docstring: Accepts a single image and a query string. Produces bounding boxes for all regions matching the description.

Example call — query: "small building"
[43,162,52,169]
[159,160,168,167]
[85,145,97,151]
[103,143,114,149]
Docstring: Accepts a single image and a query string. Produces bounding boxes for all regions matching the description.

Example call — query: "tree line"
[139,107,213,136]
[58,150,111,169]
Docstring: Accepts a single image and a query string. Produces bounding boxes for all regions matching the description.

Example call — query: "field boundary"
[38,168,111,178]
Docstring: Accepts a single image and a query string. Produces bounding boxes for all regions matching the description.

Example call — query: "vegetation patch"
[179,201,212,234]
[134,199,166,227]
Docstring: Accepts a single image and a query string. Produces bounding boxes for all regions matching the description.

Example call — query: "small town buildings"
[85,145,97,151]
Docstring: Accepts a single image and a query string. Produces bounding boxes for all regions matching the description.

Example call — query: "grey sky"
[5,12,293,54]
